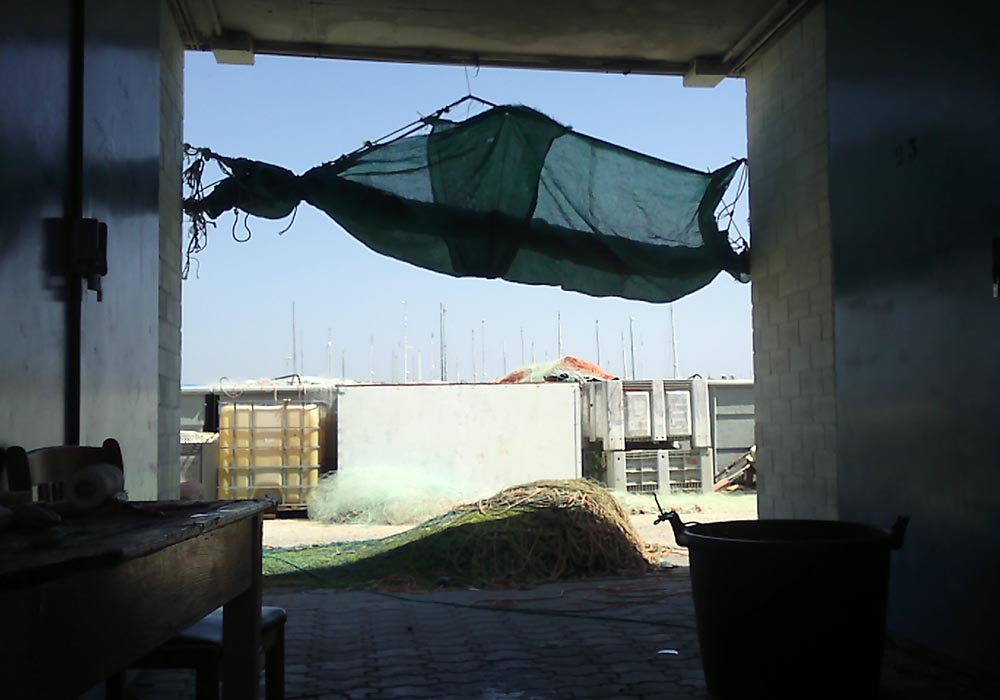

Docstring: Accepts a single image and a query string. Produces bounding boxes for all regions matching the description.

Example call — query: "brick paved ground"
[132,570,703,700]
[126,570,993,700]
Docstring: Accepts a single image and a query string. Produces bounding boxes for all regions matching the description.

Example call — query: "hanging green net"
[184,102,748,302]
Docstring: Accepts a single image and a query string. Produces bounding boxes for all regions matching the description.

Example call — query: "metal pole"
[291,302,297,376]
[595,319,601,368]
[670,304,680,379]
[629,316,637,380]
[341,350,346,379]
[440,303,447,382]
[557,311,563,357]
[430,332,436,379]
[402,300,408,384]
[520,327,525,365]
[621,331,628,380]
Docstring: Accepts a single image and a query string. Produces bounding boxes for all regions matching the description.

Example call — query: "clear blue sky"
[181,53,751,385]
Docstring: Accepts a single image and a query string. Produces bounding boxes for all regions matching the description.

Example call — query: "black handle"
[890,515,910,550]
[663,510,691,547]
[74,218,108,301]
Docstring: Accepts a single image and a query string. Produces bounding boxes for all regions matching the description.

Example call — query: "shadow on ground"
[128,570,995,700]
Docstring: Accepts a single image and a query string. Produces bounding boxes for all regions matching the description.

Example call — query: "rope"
[716,159,749,252]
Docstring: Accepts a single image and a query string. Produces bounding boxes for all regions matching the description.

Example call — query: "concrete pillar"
[157,0,184,499]
[741,3,837,518]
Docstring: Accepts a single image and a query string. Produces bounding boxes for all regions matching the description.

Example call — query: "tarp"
[497,356,617,384]
[184,104,748,302]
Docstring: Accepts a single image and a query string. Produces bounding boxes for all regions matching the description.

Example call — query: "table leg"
[222,513,263,700]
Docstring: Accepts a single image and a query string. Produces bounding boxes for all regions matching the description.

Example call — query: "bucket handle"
[656,509,694,547]
[656,510,910,550]
[651,493,696,546]
[889,515,910,550]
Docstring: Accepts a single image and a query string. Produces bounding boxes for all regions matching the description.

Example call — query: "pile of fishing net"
[307,465,469,526]
[264,479,656,588]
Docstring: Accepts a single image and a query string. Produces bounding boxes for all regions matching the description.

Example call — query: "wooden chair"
[3,438,124,499]
[2,439,286,700]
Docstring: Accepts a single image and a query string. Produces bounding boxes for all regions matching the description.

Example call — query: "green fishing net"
[185,101,748,302]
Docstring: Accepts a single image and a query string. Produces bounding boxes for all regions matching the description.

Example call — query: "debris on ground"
[264,479,656,588]
[631,502,702,516]
[713,445,756,492]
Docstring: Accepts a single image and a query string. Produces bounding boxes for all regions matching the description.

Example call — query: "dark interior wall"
[0,2,72,453]
[827,1,1000,669]
[1,0,162,497]
[78,0,161,497]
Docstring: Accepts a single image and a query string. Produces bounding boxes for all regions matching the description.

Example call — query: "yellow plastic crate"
[217,402,322,504]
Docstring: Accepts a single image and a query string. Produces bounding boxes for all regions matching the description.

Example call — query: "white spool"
[67,463,125,509]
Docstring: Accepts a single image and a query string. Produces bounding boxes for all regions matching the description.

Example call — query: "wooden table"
[0,500,270,700]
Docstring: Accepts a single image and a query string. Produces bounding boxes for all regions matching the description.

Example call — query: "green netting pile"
[307,465,474,526]
[264,479,656,588]
[184,101,748,302]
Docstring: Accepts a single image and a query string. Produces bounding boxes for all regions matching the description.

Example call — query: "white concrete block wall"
[157,0,184,499]
[742,4,837,519]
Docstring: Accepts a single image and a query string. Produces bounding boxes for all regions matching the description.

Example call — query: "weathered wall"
[743,3,836,518]
[337,383,582,497]
[157,0,184,498]
[77,0,161,499]
[1,0,166,498]
[0,1,72,454]
[826,0,1000,670]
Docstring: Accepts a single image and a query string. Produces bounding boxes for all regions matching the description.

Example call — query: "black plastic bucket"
[665,512,908,700]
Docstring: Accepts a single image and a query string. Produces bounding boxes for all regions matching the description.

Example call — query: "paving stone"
[343,690,375,700]
[119,573,994,700]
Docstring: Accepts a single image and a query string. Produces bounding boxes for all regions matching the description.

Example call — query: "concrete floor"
[128,570,994,700]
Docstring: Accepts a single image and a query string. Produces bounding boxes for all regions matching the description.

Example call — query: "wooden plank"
[0,503,267,699]
[0,500,266,586]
